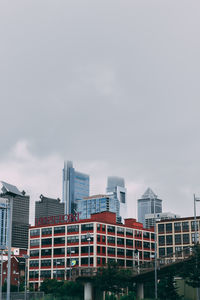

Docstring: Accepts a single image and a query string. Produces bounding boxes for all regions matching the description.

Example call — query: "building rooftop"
[141,187,158,199]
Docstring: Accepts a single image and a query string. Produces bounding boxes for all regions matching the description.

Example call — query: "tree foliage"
[94,262,133,295]
[158,274,181,300]
[40,279,83,298]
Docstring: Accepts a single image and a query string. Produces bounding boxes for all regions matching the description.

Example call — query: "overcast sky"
[1,0,200,224]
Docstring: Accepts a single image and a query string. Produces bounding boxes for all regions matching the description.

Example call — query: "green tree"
[40,278,64,294]
[158,274,181,300]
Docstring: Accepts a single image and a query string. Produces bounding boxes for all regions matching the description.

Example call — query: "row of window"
[158,246,191,257]
[158,221,200,233]
[30,224,154,239]
[30,246,93,257]
[158,233,195,246]
[30,235,95,247]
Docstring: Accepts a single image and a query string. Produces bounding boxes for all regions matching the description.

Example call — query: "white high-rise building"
[0,197,9,246]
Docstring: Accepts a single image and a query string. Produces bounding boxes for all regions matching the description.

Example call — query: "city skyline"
[1,0,200,224]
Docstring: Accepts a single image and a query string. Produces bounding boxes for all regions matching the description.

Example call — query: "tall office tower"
[0,198,8,246]
[62,161,89,215]
[106,176,127,222]
[12,192,30,249]
[0,182,30,249]
[35,195,64,220]
[77,194,121,222]
[137,187,162,227]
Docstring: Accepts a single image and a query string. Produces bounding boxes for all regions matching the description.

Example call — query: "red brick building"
[28,211,155,288]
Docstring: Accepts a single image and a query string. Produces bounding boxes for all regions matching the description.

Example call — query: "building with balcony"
[157,216,200,262]
[28,211,155,289]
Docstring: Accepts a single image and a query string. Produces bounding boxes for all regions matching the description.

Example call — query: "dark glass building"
[62,161,89,215]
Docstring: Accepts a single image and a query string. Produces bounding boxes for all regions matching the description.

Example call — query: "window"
[126,229,133,237]
[151,233,155,240]
[151,243,155,250]
[29,271,39,279]
[174,222,181,232]
[159,248,165,257]
[144,252,150,259]
[97,235,101,242]
[183,234,189,244]
[143,242,150,249]
[41,260,51,267]
[117,238,124,246]
[158,224,164,234]
[166,247,173,257]
[97,246,101,254]
[158,236,165,246]
[191,221,198,231]
[81,246,93,254]
[107,226,115,233]
[182,222,189,232]
[67,225,79,233]
[126,260,133,267]
[126,239,133,247]
[54,237,65,245]
[41,238,52,246]
[117,227,124,235]
[135,231,142,238]
[143,232,150,239]
[42,227,52,235]
[120,191,126,203]
[30,250,39,257]
[117,248,125,256]
[30,239,39,247]
[40,270,51,279]
[191,233,199,243]
[53,270,65,279]
[81,235,93,242]
[29,260,39,267]
[81,223,93,232]
[53,259,65,266]
[107,247,115,255]
[166,223,172,233]
[97,257,101,265]
[102,225,106,232]
[102,236,106,243]
[41,249,51,256]
[81,257,93,265]
[175,234,181,245]
[67,247,79,254]
[126,250,133,257]
[54,248,65,255]
[54,226,65,234]
[30,229,40,237]
[117,259,124,266]
[102,247,106,254]
[166,235,173,245]
[135,240,142,248]
[175,246,182,257]
[67,236,79,243]
[107,236,115,244]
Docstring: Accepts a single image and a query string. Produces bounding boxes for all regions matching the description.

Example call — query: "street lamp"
[194,194,200,300]
[23,254,29,300]
[86,233,91,275]
[0,245,7,300]
[0,181,23,300]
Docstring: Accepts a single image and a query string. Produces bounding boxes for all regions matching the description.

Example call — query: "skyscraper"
[77,194,120,222]
[106,176,127,222]
[0,198,8,246]
[137,187,162,227]
[62,161,89,215]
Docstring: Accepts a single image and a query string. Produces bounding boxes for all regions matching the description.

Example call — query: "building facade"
[77,194,120,222]
[145,212,180,229]
[106,176,127,222]
[157,216,200,262]
[35,195,64,220]
[12,193,30,249]
[137,188,162,227]
[62,161,89,215]
[0,198,8,246]
[28,211,155,288]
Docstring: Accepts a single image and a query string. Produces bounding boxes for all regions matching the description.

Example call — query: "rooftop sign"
[35,213,80,227]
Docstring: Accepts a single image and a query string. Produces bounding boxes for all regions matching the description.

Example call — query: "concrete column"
[136,283,144,300]
[84,282,93,300]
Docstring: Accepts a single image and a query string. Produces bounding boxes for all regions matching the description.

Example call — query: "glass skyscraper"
[77,194,120,222]
[137,187,162,227]
[0,198,8,246]
[62,161,89,215]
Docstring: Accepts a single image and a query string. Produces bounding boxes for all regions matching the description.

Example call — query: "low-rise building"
[28,211,155,289]
[145,212,180,229]
[156,216,199,262]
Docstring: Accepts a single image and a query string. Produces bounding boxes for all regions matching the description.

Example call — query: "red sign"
[35,213,80,226]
